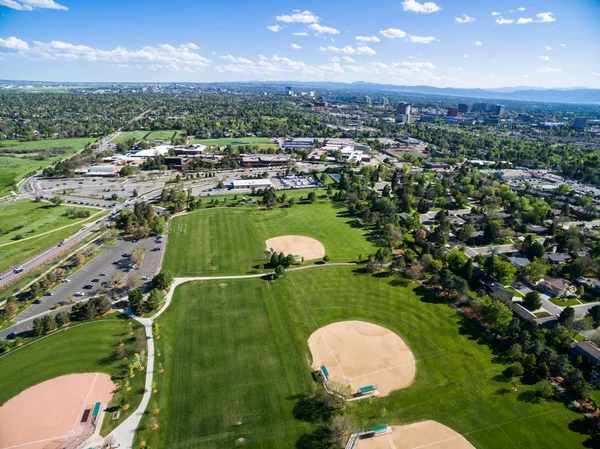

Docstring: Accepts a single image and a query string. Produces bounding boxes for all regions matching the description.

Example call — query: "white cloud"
[219,55,253,64]
[266,25,282,32]
[536,12,556,23]
[308,23,340,34]
[392,61,437,70]
[356,36,380,43]
[10,38,211,71]
[518,7,526,11]
[517,18,533,24]
[591,72,600,76]
[491,12,501,16]
[475,41,483,46]
[560,43,566,47]
[342,56,356,63]
[539,55,550,60]
[0,36,28,50]
[455,14,476,23]
[319,45,356,54]
[495,17,514,24]
[543,46,552,51]
[0,0,67,11]
[291,43,301,49]
[379,28,406,39]
[449,67,463,71]
[537,67,562,73]
[401,0,441,14]
[356,45,376,55]
[276,10,319,23]
[329,56,340,62]
[293,32,308,36]
[407,35,435,44]
[370,62,388,69]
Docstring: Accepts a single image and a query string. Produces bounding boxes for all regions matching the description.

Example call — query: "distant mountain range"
[346,82,600,104]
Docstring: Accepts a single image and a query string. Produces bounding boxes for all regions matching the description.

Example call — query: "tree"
[458,223,475,243]
[148,289,165,310]
[323,255,329,263]
[519,260,548,283]
[269,251,278,267]
[526,241,545,260]
[569,258,587,280]
[523,291,542,311]
[32,317,44,336]
[42,315,57,333]
[506,362,524,378]
[586,305,600,328]
[307,191,317,203]
[274,265,285,279]
[484,300,513,333]
[152,216,167,235]
[74,252,85,267]
[55,311,69,327]
[50,196,63,207]
[151,270,173,291]
[508,343,523,361]
[558,306,575,328]
[492,258,517,285]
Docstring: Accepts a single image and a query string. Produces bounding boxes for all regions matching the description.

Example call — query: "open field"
[0,202,106,273]
[0,138,95,196]
[163,202,378,275]
[190,137,278,149]
[0,318,146,436]
[112,130,181,144]
[135,268,594,448]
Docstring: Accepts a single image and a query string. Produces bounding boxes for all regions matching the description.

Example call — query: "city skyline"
[1,0,599,88]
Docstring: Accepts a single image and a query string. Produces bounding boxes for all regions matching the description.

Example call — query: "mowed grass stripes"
[136,268,593,448]
[163,202,378,276]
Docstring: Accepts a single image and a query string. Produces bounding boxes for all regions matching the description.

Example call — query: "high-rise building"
[382,97,389,106]
[573,117,587,130]
[458,103,471,114]
[285,86,293,96]
[396,102,411,123]
[365,96,372,105]
[472,102,489,112]
[490,104,505,116]
[447,107,459,117]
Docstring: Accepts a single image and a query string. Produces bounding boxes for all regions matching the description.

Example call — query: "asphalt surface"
[0,236,164,339]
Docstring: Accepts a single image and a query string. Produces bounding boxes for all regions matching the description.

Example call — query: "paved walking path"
[106,262,356,448]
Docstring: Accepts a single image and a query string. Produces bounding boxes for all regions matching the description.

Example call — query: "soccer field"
[134,268,592,448]
[163,202,378,276]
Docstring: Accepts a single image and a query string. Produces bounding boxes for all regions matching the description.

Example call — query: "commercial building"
[420,115,436,123]
[86,166,119,177]
[228,179,273,190]
[574,117,587,131]
[132,145,172,158]
[447,107,459,117]
[458,103,471,114]
[490,104,505,116]
[173,144,207,156]
[239,154,292,168]
[472,102,489,112]
[395,102,411,123]
[283,139,314,150]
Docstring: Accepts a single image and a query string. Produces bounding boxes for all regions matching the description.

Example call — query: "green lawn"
[0,138,95,196]
[163,201,378,276]
[0,202,106,273]
[190,137,278,149]
[0,318,146,436]
[134,268,593,448]
[112,130,181,144]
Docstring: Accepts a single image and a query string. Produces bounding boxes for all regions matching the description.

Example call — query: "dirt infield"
[0,373,115,449]
[307,321,416,396]
[355,421,475,449]
[266,235,325,260]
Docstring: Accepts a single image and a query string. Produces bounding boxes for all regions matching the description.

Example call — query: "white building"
[229,179,273,190]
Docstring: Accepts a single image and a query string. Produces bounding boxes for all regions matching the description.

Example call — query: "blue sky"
[1,0,599,88]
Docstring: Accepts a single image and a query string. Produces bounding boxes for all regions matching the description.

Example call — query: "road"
[0,236,164,339]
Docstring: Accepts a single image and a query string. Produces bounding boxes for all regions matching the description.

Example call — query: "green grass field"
[0,201,106,273]
[0,318,146,435]
[112,130,181,144]
[134,268,594,448]
[163,201,378,276]
[190,137,278,149]
[0,138,95,196]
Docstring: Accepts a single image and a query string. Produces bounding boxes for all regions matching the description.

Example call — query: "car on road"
[74,292,84,296]
[34,299,42,304]
[45,292,54,296]
[127,263,137,269]
[13,266,24,274]
[57,240,65,247]
[83,284,93,289]
[122,253,130,258]
[91,278,100,282]
[62,279,71,283]
[142,275,151,280]
[152,247,161,251]
[99,272,107,276]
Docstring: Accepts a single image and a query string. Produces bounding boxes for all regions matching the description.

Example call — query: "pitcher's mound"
[355,421,475,449]
[266,235,325,260]
[0,373,115,449]
[308,321,416,397]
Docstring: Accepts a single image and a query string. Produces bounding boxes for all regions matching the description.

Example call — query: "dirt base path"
[308,320,416,396]
[356,421,475,449]
[0,373,115,449]
[266,235,325,260]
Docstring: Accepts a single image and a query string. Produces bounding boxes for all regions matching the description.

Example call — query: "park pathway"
[107,262,356,448]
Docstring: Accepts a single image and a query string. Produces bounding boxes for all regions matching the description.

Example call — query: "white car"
[62,279,71,283]
[142,275,150,280]
[74,291,84,297]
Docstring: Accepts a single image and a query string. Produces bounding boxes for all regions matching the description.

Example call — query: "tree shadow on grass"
[295,426,335,449]
[290,394,335,423]
[495,387,513,395]
[413,286,445,304]
[568,417,600,448]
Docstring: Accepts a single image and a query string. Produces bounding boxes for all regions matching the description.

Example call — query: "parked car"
[83,284,93,289]
[74,291,84,297]
[99,272,107,276]
[45,292,54,296]
[91,278,100,282]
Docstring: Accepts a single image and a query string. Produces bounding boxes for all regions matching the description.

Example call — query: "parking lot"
[0,235,164,338]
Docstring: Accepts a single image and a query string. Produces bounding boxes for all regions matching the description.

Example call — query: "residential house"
[538,278,576,297]
[572,341,600,365]
[544,252,572,264]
